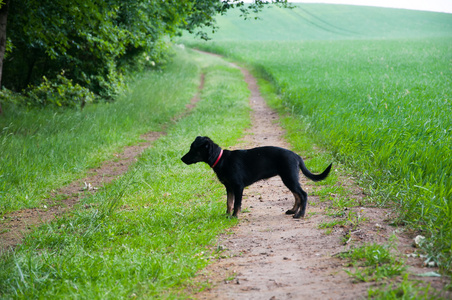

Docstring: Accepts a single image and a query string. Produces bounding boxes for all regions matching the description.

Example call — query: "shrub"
[0,88,26,108]
[26,72,96,109]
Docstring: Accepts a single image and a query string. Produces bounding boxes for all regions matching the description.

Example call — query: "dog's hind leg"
[226,188,235,215]
[281,173,308,218]
[293,189,308,218]
[285,192,300,215]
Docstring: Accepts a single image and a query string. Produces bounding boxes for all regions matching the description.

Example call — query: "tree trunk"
[0,0,10,115]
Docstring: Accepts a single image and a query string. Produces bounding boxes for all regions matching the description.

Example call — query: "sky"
[288,0,452,13]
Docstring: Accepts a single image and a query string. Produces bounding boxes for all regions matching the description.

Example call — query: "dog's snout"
[181,150,197,165]
[181,153,190,164]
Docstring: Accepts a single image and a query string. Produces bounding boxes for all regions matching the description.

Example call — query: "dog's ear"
[194,136,211,149]
[202,138,211,149]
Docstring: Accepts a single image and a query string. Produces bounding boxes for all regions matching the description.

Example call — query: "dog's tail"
[299,158,332,182]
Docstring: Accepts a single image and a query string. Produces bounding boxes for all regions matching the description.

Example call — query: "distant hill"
[205,4,452,41]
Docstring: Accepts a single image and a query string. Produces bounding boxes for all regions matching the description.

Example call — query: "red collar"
[211,149,223,168]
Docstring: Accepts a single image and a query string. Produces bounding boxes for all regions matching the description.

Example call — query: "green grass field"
[1,3,451,298]
[179,3,452,272]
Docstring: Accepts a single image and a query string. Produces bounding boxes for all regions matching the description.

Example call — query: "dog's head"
[181,136,218,165]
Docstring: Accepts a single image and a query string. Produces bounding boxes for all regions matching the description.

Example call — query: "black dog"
[181,136,332,218]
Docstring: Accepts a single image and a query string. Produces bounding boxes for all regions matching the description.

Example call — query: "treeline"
[0,0,289,112]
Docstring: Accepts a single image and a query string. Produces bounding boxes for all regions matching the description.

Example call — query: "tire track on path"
[0,74,205,252]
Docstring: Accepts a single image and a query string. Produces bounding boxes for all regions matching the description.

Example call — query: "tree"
[0,0,289,112]
[184,0,291,40]
[0,0,9,114]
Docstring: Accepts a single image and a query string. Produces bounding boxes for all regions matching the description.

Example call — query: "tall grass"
[0,48,251,298]
[0,48,200,213]
[180,4,452,271]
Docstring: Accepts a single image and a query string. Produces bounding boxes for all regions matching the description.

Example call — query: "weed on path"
[192,61,451,299]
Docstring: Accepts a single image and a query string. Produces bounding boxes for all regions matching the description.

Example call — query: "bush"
[0,88,23,104]
[26,72,96,109]
[0,87,26,111]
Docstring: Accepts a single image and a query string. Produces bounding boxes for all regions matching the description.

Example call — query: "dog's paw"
[285,209,295,215]
[293,213,305,219]
[230,214,239,219]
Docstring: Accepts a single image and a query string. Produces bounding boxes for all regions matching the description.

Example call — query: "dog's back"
[225,147,298,185]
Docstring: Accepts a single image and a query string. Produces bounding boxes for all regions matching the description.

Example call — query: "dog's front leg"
[226,188,235,215]
[232,187,244,217]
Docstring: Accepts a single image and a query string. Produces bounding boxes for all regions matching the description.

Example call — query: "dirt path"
[193,62,449,299]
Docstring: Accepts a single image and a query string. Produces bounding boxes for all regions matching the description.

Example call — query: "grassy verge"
[0,49,251,298]
[0,47,200,213]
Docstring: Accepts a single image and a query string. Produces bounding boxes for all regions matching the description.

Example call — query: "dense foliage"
[0,0,289,111]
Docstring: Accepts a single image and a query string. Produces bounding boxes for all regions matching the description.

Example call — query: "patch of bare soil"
[192,65,450,299]
[0,74,205,252]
